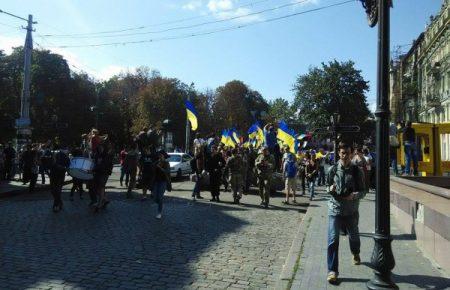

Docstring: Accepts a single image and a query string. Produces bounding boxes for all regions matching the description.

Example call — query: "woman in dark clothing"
[152,150,171,219]
[92,143,113,211]
[140,146,155,201]
[207,145,225,202]
[50,145,70,212]
[305,152,318,201]
[191,144,205,201]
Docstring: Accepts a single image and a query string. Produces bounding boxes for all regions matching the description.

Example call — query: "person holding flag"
[185,100,198,131]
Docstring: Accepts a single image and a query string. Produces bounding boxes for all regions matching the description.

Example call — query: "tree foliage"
[212,80,269,133]
[292,60,373,143]
[1,47,373,148]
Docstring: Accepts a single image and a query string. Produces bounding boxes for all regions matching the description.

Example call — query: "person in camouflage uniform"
[224,148,245,204]
[255,146,275,208]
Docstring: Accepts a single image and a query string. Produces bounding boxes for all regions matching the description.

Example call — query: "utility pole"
[0,10,36,150]
[17,14,34,150]
[185,94,191,153]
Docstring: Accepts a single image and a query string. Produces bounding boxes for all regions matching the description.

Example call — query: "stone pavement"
[0,167,309,289]
[290,188,450,290]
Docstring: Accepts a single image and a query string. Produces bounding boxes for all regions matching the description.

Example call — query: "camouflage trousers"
[258,175,271,205]
[230,174,243,200]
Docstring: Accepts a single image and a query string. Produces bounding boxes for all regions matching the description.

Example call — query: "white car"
[168,153,193,178]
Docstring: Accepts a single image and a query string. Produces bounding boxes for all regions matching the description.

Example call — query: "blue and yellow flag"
[277,121,296,153]
[184,100,198,131]
[230,128,241,145]
[221,129,236,148]
[248,122,264,145]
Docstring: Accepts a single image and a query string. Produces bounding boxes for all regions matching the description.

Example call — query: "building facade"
[390,0,449,124]
[389,0,450,165]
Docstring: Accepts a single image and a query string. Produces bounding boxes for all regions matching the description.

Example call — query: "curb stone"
[275,199,318,290]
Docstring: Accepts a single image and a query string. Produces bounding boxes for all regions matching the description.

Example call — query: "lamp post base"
[367,235,398,290]
[367,272,398,290]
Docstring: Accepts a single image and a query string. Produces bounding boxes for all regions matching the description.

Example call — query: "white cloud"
[215,7,263,23]
[183,0,203,11]
[0,35,24,55]
[293,0,319,5]
[207,0,234,12]
[206,0,263,23]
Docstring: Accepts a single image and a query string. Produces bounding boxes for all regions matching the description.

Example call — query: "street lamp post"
[360,1,398,289]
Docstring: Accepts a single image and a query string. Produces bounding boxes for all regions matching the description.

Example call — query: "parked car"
[168,153,193,178]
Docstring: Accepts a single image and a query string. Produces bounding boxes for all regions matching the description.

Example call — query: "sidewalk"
[0,175,72,198]
[287,189,450,289]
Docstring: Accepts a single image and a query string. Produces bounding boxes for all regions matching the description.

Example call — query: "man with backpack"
[326,143,367,284]
[283,153,298,204]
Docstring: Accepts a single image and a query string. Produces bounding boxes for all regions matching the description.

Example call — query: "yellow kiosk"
[397,123,450,176]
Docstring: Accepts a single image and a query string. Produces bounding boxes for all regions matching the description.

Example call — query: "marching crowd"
[0,123,384,284]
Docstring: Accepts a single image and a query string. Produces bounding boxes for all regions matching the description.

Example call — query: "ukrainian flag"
[221,129,236,148]
[277,121,296,153]
[248,122,264,144]
[221,129,229,145]
[230,128,241,144]
[184,100,198,131]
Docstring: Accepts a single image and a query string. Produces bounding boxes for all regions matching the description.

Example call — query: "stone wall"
[390,176,450,274]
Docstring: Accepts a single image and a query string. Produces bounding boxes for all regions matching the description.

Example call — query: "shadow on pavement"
[392,273,450,290]
[391,233,416,241]
[0,191,250,289]
[336,277,370,284]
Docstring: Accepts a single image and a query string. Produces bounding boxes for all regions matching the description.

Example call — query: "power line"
[44,0,312,39]
[41,0,280,37]
[0,21,22,29]
[48,0,355,48]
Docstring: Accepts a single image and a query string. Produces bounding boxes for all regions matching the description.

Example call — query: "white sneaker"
[155,213,162,219]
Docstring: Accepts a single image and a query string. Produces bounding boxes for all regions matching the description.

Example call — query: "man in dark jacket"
[325,143,367,284]
[403,121,418,175]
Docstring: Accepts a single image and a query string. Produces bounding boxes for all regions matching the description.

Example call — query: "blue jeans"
[404,142,418,175]
[152,181,167,214]
[192,174,201,197]
[317,166,325,186]
[327,213,361,274]
[308,178,315,199]
[120,166,129,185]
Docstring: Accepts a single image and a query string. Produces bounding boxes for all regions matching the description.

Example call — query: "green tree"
[212,80,268,133]
[292,60,372,143]
[268,97,294,122]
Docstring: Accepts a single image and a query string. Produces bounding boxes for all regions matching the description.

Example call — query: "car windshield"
[168,154,182,162]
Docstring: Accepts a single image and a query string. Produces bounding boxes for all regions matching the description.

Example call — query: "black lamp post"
[360,0,397,289]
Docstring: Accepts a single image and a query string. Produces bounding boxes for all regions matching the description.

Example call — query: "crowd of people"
[0,119,424,286]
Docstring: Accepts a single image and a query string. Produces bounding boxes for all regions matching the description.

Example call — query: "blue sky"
[0,0,444,109]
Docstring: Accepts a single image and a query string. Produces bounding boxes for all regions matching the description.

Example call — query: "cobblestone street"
[0,168,308,289]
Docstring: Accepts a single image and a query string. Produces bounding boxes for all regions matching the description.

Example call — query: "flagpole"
[185,95,191,153]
